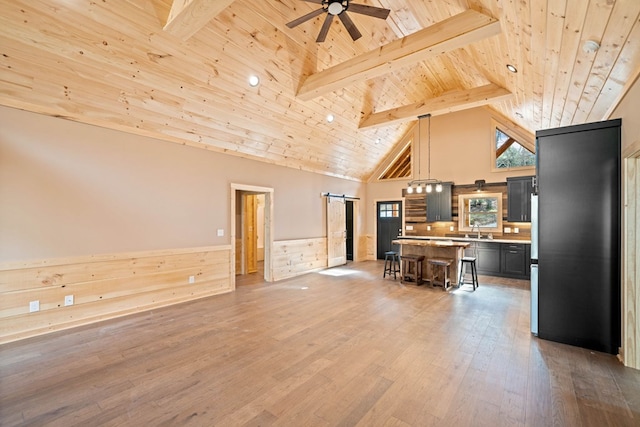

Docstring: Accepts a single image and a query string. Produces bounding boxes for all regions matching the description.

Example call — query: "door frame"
[231,183,274,287]
[622,144,640,369]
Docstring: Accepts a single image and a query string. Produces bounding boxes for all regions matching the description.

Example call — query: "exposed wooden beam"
[163,0,236,41]
[495,137,516,158]
[296,9,501,101]
[359,84,513,129]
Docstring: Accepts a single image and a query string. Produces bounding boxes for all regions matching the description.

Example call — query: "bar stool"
[401,255,424,285]
[429,258,453,290]
[383,251,400,279]
[458,256,479,290]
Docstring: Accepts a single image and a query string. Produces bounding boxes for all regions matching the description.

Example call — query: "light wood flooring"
[1,260,639,426]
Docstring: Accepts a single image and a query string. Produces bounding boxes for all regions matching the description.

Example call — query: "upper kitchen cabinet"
[426,183,452,222]
[507,176,535,222]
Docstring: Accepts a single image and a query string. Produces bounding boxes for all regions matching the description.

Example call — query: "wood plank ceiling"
[1,0,639,181]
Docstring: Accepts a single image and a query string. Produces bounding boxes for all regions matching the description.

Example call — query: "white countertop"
[398,235,531,245]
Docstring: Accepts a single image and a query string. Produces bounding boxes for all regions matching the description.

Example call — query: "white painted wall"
[0,106,364,262]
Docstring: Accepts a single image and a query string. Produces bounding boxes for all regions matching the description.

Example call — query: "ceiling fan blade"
[347,3,391,20]
[316,14,334,42]
[339,12,362,41]
[302,0,323,3]
[286,8,325,28]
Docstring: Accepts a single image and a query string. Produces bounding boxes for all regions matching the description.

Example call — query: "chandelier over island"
[406,113,442,194]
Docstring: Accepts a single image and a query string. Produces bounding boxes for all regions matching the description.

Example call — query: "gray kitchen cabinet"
[426,182,452,222]
[465,241,530,279]
[507,176,535,222]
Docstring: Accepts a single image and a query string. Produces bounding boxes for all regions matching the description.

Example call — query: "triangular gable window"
[379,142,411,180]
[495,128,535,169]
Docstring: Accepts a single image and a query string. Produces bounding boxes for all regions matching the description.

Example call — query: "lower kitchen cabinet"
[465,241,530,279]
[501,243,528,277]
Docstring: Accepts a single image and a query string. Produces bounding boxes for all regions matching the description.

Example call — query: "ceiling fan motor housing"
[324,0,348,15]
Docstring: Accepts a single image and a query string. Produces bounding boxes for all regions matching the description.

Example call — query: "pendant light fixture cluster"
[406,113,442,194]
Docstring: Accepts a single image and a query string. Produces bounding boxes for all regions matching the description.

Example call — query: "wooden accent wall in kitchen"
[0,246,232,344]
[403,182,531,240]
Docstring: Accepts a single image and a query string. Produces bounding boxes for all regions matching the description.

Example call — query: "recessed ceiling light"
[326,114,334,123]
[376,138,381,144]
[506,64,518,73]
[248,75,260,87]
[583,40,600,53]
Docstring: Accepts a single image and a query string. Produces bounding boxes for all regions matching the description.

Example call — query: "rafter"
[496,137,516,158]
[163,0,236,41]
[360,84,513,129]
[296,9,501,101]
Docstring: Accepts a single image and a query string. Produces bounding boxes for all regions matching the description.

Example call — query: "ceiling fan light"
[327,1,344,15]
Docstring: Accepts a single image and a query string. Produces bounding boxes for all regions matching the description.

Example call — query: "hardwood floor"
[1,260,639,426]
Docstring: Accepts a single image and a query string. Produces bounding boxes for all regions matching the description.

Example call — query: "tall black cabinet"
[536,119,621,354]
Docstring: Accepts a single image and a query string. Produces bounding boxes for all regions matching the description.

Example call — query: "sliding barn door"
[326,196,347,268]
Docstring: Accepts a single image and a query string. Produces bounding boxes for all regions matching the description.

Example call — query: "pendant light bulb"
[435,183,443,193]
[416,184,423,194]
[406,185,413,194]
[426,184,433,193]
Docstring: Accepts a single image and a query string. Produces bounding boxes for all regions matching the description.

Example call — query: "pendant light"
[406,113,442,194]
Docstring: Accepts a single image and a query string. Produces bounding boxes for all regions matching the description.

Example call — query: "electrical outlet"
[217,229,224,237]
[188,275,195,284]
[29,300,40,313]
[64,295,74,306]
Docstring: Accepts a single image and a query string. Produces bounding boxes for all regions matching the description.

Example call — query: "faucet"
[472,222,481,239]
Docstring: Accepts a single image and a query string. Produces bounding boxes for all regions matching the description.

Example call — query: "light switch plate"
[217,229,224,237]
[64,295,74,306]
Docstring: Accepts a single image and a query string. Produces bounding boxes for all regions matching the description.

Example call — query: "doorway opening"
[346,200,354,261]
[231,184,274,288]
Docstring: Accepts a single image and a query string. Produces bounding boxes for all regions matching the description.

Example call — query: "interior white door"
[326,196,347,268]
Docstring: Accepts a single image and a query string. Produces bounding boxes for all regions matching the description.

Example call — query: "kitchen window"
[458,193,502,232]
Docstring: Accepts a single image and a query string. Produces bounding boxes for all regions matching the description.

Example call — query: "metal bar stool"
[401,254,424,285]
[383,251,400,279]
[429,258,453,290]
[458,256,479,290]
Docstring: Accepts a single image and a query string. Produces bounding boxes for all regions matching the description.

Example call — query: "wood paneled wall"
[0,246,232,344]
[272,238,327,281]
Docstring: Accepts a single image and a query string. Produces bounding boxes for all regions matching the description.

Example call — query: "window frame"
[458,192,503,233]
[378,202,400,218]
[490,118,536,173]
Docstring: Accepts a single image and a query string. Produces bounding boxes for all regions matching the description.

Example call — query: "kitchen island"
[392,238,471,287]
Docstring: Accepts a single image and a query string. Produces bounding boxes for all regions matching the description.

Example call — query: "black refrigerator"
[534,119,621,354]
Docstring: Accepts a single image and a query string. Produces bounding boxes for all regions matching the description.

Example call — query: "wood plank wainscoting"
[0,246,232,344]
[272,238,327,282]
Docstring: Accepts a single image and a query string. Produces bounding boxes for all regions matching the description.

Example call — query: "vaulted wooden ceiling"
[1,0,639,181]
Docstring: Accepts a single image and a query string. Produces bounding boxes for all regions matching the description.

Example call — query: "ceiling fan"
[286,0,391,42]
